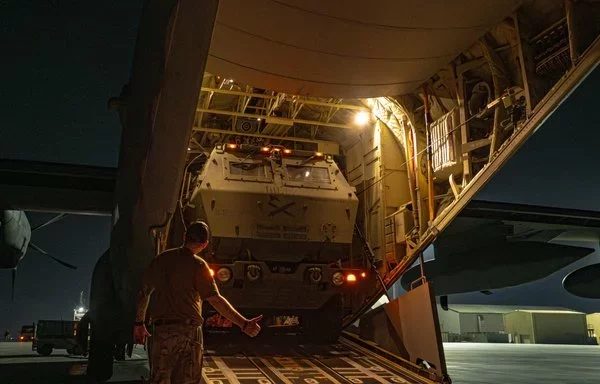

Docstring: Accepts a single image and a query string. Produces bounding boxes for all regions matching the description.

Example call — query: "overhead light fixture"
[354,111,370,126]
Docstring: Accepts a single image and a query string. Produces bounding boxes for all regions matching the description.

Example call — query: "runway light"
[346,273,357,283]
[354,111,370,126]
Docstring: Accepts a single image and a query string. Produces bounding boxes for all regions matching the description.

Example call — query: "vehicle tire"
[38,344,53,356]
[68,345,83,356]
[304,296,342,344]
[114,344,126,361]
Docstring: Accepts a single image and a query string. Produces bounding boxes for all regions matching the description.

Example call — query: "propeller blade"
[29,243,77,269]
[31,213,68,232]
[11,269,16,302]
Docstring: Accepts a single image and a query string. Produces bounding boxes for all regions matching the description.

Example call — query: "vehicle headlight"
[216,267,232,283]
[308,267,322,283]
[246,265,261,282]
[332,271,344,286]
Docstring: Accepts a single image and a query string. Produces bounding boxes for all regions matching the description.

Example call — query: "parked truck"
[32,320,83,356]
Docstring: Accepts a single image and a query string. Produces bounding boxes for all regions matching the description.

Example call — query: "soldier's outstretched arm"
[206,294,262,337]
[133,263,156,344]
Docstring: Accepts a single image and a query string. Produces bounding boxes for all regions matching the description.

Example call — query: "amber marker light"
[226,143,238,150]
[314,152,323,157]
[346,273,357,282]
[283,149,292,154]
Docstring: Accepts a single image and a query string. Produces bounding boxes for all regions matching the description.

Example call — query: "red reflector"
[346,273,357,282]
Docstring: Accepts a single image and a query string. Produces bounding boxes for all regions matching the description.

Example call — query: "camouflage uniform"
[150,324,203,384]
[140,247,219,384]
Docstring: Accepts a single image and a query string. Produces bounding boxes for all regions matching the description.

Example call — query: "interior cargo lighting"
[346,273,357,282]
[283,149,292,154]
[361,272,366,278]
[209,268,215,277]
[332,271,344,286]
[226,143,238,150]
[246,265,262,282]
[354,111,370,126]
[216,267,232,283]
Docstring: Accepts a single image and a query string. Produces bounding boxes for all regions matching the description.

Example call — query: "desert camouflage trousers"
[150,324,204,384]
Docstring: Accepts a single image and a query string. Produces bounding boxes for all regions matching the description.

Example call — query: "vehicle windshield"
[286,165,330,184]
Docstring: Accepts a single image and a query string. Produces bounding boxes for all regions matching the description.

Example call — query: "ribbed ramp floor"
[0,335,438,383]
[201,335,436,384]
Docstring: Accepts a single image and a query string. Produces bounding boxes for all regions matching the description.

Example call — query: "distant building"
[437,304,590,344]
[586,313,600,344]
[504,309,588,344]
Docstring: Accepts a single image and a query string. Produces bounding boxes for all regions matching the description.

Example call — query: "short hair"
[185,221,210,244]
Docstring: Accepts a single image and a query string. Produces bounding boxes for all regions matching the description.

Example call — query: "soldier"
[133,221,262,383]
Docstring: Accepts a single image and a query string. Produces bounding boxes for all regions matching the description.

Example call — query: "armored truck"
[182,143,366,339]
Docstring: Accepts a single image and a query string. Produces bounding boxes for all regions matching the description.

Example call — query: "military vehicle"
[171,143,370,340]
[32,320,83,356]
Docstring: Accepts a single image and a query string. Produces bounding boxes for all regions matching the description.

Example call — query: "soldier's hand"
[242,315,263,337]
[133,324,151,345]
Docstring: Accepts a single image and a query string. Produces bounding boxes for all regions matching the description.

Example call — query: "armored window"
[286,165,330,184]
[229,162,263,176]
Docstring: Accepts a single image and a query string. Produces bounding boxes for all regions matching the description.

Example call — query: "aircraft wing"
[400,200,600,295]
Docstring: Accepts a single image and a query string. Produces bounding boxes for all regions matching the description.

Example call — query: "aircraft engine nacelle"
[563,263,600,299]
[401,241,594,296]
[0,210,31,269]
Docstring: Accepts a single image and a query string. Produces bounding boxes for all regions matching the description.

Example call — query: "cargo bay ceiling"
[105,0,600,348]
[186,0,600,285]
[207,0,522,98]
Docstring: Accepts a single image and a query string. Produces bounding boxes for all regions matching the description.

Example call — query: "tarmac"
[1,341,599,383]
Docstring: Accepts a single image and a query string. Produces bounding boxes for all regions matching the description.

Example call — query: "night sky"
[1,2,599,336]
